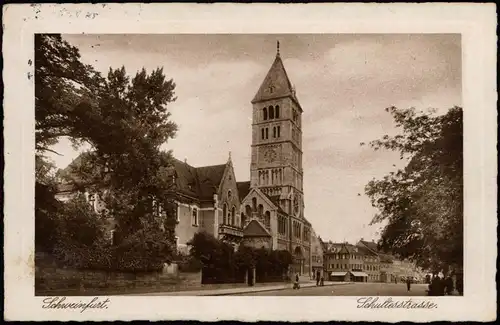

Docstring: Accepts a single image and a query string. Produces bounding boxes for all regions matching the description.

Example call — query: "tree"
[35,34,180,270]
[50,193,112,269]
[362,106,463,274]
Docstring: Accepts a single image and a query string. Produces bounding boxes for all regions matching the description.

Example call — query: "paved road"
[230,282,430,296]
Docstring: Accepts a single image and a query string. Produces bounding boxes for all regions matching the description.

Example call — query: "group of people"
[427,274,459,296]
[315,270,324,286]
[292,270,325,290]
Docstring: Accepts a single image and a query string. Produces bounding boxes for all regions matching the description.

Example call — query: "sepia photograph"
[3,3,496,322]
[34,33,463,297]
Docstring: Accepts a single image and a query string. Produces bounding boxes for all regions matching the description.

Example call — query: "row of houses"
[308,235,424,283]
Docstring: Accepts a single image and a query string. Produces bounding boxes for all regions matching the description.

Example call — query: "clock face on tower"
[264,147,278,163]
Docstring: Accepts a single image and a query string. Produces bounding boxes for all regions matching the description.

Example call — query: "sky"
[48,34,462,244]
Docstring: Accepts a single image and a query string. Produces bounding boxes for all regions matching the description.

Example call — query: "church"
[170,43,313,276]
[56,43,314,277]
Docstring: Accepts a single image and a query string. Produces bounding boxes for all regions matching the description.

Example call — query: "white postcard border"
[3,3,497,322]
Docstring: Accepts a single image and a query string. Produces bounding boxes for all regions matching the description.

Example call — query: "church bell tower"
[250,41,304,219]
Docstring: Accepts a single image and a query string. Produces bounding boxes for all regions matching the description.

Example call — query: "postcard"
[2,3,497,322]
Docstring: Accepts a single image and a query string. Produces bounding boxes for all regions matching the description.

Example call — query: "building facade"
[54,44,315,277]
[239,45,312,276]
[323,242,369,282]
[310,230,324,279]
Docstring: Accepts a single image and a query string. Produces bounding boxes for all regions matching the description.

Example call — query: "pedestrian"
[406,277,411,292]
[316,270,321,286]
[293,273,300,290]
[320,275,324,286]
[428,274,438,296]
[435,275,445,296]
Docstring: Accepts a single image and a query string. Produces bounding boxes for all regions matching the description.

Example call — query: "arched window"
[263,107,268,120]
[245,205,252,217]
[273,127,276,138]
[241,212,246,227]
[228,190,232,201]
[265,128,268,139]
[269,106,274,119]
[277,126,281,137]
[261,128,265,140]
[265,211,270,226]
[231,206,236,225]
[252,198,257,211]
[258,204,263,216]
[275,105,280,118]
[223,204,227,224]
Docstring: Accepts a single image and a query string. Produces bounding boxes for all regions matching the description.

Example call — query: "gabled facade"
[55,42,317,276]
[324,242,370,282]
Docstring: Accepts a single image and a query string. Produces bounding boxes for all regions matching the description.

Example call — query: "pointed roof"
[243,220,272,237]
[196,163,227,200]
[358,240,379,253]
[236,181,251,201]
[252,52,302,110]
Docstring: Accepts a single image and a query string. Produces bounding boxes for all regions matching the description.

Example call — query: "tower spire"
[277,40,280,57]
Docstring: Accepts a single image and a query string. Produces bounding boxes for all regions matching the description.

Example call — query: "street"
[229,282,429,296]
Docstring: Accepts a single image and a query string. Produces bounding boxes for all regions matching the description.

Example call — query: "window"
[275,105,280,118]
[223,204,227,224]
[273,127,276,138]
[258,204,264,216]
[263,107,268,120]
[228,190,232,201]
[269,106,274,119]
[241,212,245,227]
[110,229,117,245]
[245,205,252,217]
[252,198,257,210]
[277,126,281,137]
[261,128,265,140]
[192,207,198,226]
[278,216,286,235]
[231,206,236,225]
[264,211,270,227]
[265,128,269,139]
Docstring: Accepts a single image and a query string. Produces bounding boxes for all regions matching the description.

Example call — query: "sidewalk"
[133,281,354,296]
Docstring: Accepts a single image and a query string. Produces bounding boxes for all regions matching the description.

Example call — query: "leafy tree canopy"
[363,106,463,274]
[35,34,179,264]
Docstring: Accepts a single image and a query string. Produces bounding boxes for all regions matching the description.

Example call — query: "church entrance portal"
[293,246,304,275]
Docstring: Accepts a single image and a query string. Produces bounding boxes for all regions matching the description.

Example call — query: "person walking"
[293,273,300,290]
[316,270,321,286]
[406,277,412,292]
